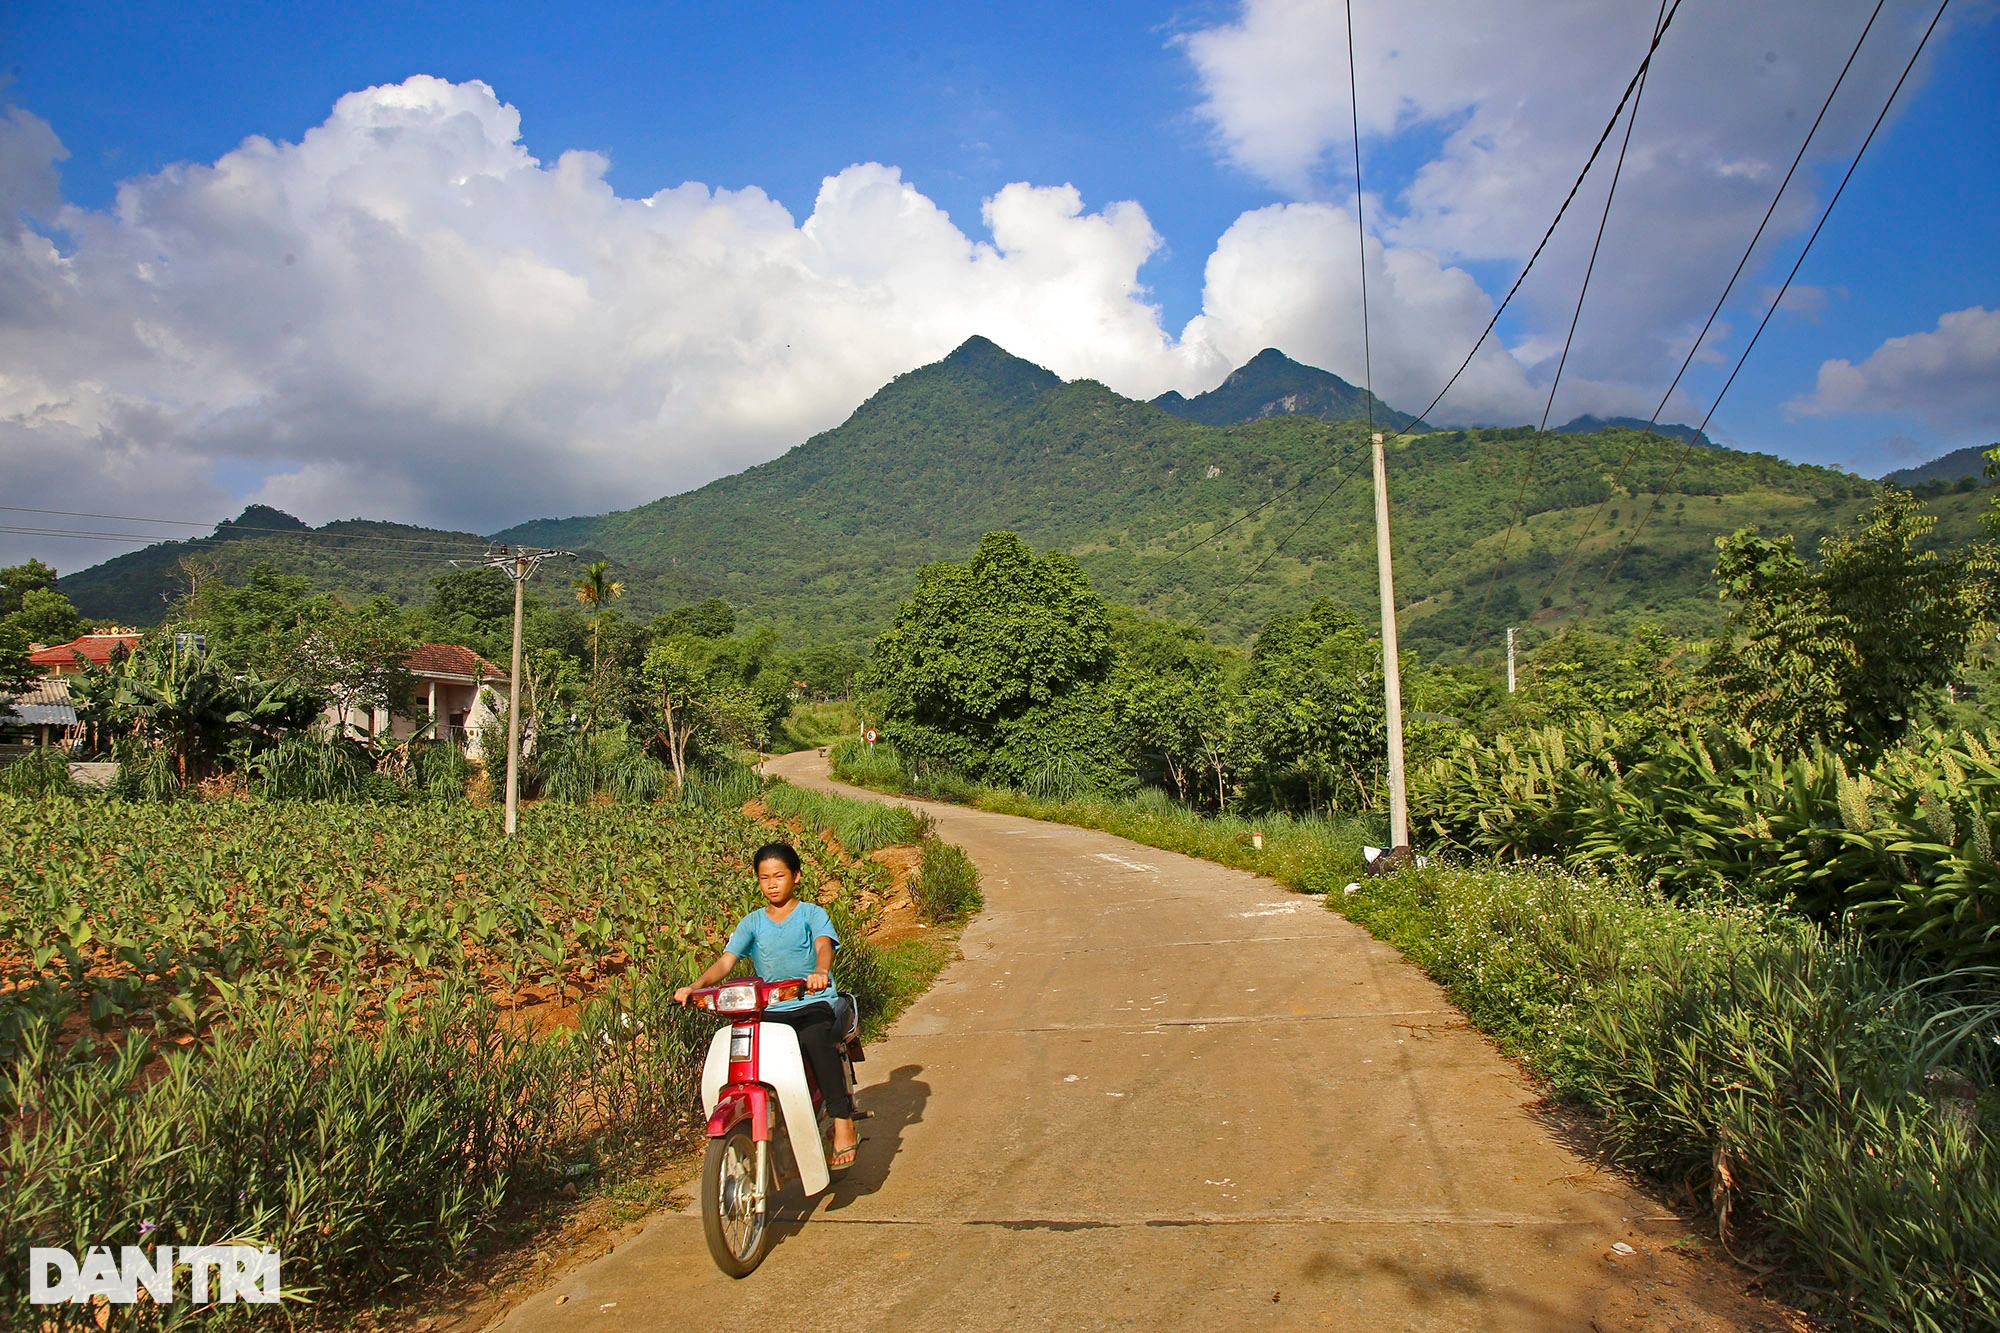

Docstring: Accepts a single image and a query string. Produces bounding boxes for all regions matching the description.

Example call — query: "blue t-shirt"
[725,902,840,1011]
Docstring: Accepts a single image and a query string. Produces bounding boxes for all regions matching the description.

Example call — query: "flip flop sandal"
[829,1143,859,1172]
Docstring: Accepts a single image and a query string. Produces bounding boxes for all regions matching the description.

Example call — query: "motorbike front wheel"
[701,1123,772,1277]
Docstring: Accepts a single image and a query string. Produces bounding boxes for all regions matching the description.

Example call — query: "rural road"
[495,752,1782,1332]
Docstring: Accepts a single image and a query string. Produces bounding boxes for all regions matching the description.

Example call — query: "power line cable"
[1402,0,1685,434]
[1216,0,1381,607]
[1536,0,1891,609]
[1139,0,1685,594]
[1578,0,1951,619]
[1470,0,1668,640]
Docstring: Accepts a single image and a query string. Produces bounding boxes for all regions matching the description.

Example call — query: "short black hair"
[752,841,802,875]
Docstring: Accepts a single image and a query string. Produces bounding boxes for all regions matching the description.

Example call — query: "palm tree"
[572,562,624,677]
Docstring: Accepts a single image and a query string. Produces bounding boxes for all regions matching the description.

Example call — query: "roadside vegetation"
[0,770,965,1329]
[811,482,2000,1330]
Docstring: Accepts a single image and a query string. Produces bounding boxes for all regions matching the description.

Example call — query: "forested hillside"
[499,336,1950,653]
[64,337,1983,657]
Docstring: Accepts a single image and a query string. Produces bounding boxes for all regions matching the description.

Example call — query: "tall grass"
[251,734,380,801]
[678,758,763,810]
[828,737,984,803]
[1338,861,1998,1331]
[535,724,671,805]
[913,838,981,922]
[781,700,860,749]
[760,779,931,855]
[0,747,74,797]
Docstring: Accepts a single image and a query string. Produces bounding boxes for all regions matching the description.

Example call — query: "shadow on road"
[761,1064,931,1248]
[826,1063,931,1209]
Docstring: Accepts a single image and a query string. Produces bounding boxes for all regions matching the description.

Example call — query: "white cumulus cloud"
[0,74,1547,566]
[1788,307,2000,432]
[1181,0,1957,410]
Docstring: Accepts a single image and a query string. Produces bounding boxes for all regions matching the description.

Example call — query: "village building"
[326,643,508,761]
[0,676,78,756]
[26,633,143,676]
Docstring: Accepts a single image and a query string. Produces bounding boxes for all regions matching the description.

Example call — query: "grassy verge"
[1341,862,1997,1331]
[912,762,1999,1329]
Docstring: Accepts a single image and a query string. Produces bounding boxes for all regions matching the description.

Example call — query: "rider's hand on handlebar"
[673,986,694,1006]
[806,971,830,992]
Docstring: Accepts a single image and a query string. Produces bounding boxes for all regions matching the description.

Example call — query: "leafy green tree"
[1107,607,1241,806]
[654,597,735,640]
[0,621,35,720]
[1706,490,1996,752]
[791,643,865,699]
[7,587,87,644]
[0,559,59,618]
[639,638,761,785]
[1232,598,1385,813]
[867,532,1115,782]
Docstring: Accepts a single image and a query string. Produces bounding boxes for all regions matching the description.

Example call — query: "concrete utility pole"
[1371,433,1409,851]
[457,547,574,834]
[1507,627,1517,695]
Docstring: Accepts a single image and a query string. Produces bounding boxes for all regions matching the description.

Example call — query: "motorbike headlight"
[716,983,758,1012]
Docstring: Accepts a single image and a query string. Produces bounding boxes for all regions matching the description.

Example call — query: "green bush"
[1339,861,1999,1331]
[679,758,763,809]
[406,738,472,802]
[828,736,911,790]
[536,724,670,805]
[251,734,379,802]
[0,748,74,798]
[913,837,982,922]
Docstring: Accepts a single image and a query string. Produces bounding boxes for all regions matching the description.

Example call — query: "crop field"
[0,787,939,1327]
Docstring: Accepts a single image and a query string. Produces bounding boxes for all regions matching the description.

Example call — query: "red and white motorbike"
[684,977,863,1276]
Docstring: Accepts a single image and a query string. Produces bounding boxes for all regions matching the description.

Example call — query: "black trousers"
[762,1000,853,1120]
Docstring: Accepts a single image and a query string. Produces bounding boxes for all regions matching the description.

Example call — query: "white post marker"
[1507,626,1517,695]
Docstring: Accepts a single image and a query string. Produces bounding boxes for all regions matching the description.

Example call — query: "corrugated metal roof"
[3,676,76,727]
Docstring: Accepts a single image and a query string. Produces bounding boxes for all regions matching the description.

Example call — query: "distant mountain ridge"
[1882,445,1996,487]
[1151,348,1418,431]
[64,335,1963,657]
[1556,415,1713,447]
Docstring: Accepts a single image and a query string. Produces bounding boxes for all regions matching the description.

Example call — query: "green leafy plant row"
[1410,722,2000,966]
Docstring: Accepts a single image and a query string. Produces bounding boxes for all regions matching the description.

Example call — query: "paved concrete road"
[496,753,1777,1332]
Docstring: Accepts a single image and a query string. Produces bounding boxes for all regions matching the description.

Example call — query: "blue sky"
[1,0,1995,557]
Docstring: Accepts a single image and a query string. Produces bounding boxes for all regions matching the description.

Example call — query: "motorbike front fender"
[756,1023,830,1196]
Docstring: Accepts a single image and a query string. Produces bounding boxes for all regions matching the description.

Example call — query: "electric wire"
[1578,0,1951,619]
[1470,0,1668,641]
[1215,0,1380,607]
[1137,0,1685,595]
[1535,0,1891,610]
[1400,0,1685,434]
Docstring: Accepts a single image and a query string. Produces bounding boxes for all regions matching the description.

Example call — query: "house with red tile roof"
[328,643,509,761]
[27,633,142,676]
